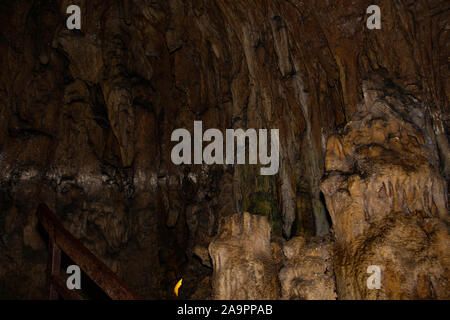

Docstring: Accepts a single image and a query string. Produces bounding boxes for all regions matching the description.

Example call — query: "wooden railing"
[36,203,141,300]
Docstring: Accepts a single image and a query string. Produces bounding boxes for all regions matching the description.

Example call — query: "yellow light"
[174,278,182,297]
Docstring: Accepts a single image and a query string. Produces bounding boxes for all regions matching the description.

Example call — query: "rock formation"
[279,236,336,300]
[321,72,449,299]
[209,212,337,300]
[209,212,278,299]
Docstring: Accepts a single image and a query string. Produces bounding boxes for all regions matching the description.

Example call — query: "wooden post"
[47,223,61,300]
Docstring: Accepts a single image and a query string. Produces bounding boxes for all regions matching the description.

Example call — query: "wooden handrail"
[36,203,141,300]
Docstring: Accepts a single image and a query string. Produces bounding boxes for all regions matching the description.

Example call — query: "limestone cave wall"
[0,0,448,299]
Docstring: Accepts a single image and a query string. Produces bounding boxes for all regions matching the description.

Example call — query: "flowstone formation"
[209,212,337,300]
[279,236,336,300]
[321,73,449,299]
[209,212,279,299]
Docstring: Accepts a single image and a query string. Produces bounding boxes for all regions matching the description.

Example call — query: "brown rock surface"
[321,73,449,299]
[0,0,448,299]
[208,213,337,300]
[279,236,336,300]
[209,212,279,299]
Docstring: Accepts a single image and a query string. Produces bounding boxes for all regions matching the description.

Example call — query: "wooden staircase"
[36,203,141,300]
